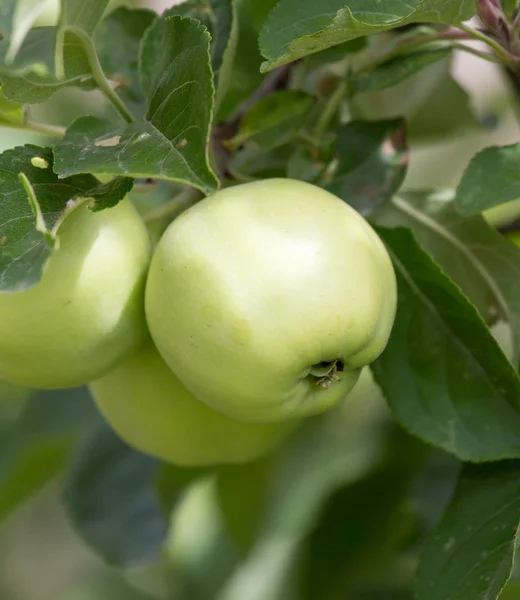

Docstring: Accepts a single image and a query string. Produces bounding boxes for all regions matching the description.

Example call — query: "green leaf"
[85,176,134,211]
[324,118,408,216]
[286,146,324,182]
[0,145,132,292]
[502,0,518,19]
[0,27,71,104]
[350,48,451,95]
[348,55,476,144]
[455,145,520,216]
[406,75,479,141]
[95,7,156,119]
[63,420,169,568]
[229,144,294,181]
[226,90,315,150]
[371,190,520,363]
[165,0,232,75]
[301,429,428,600]
[4,0,58,65]
[54,16,218,194]
[416,461,520,600]
[1,5,153,106]
[502,582,520,599]
[259,0,475,71]
[55,0,110,79]
[0,386,97,524]
[165,0,238,109]
[243,0,279,33]
[412,451,461,532]
[312,37,368,62]
[372,227,520,462]
[0,0,16,41]
[215,0,265,121]
[0,1,126,105]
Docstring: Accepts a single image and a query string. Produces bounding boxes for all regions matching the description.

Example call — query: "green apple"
[90,341,293,466]
[483,198,520,228]
[145,178,397,423]
[0,200,151,389]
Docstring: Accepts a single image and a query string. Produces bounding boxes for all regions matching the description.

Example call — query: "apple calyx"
[309,359,345,389]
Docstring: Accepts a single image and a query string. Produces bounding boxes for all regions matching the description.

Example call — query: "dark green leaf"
[0,145,132,292]
[229,144,294,180]
[243,0,279,33]
[371,190,520,363]
[350,48,451,94]
[411,451,461,532]
[259,0,475,71]
[63,420,168,568]
[1,5,153,107]
[95,7,156,119]
[54,0,110,79]
[302,429,428,600]
[372,227,520,462]
[312,37,368,62]
[0,1,119,105]
[0,0,16,41]
[165,0,237,109]
[0,0,29,63]
[502,0,518,19]
[86,176,134,211]
[324,119,408,216]
[0,27,76,104]
[54,16,218,194]
[416,461,520,600]
[4,0,62,67]
[501,582,520,599]
[456,145,520,216]
[218,370,388,599]
[406,75,479,141]
[165,0,232,75]
[286,146,324,182]
[0,386,97,523]
[226,90,314,150]
[214,0,265,121]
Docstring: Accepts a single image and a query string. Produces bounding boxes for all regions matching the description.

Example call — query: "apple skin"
[483,199,520,229]
[0,200,151,389]
[145,178,397,423]
[90,341,294,466]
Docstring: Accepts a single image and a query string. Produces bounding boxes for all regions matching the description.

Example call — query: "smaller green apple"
[0,199,151,389]
[90,341,294,466]
[483,198,520,229]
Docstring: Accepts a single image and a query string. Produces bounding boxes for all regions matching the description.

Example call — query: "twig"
[4,119,66,138]
[458,22,516,64]
[67,26,135,124]
[314,79,347,138]
[451,42,505,63]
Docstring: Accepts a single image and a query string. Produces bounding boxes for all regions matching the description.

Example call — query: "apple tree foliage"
[2,0,520,598]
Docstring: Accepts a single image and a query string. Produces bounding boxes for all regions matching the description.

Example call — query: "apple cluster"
[0,179,397,465]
